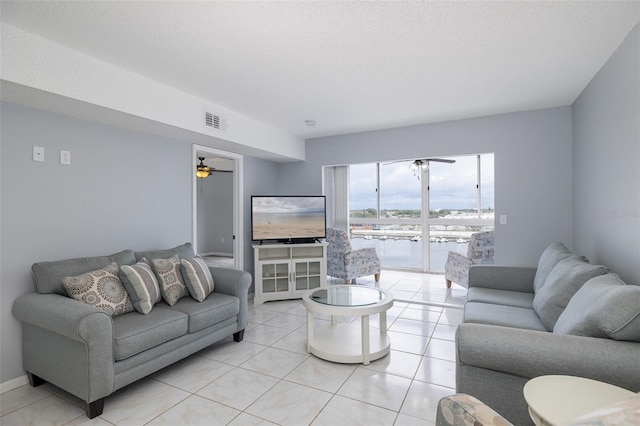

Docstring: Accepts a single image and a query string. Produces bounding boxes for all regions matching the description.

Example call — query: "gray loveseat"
[12,243,251,418]
[456,242,640,425]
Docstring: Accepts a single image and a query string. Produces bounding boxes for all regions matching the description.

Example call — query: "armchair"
[444,230,494,288]
[326,228,381,285]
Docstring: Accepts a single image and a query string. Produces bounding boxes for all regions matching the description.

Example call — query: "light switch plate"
[500,215,507,225]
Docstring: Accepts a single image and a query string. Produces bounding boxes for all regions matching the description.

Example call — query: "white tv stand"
[253,242,327,306]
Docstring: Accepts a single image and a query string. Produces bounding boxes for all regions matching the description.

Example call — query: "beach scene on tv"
[253,196,326,241]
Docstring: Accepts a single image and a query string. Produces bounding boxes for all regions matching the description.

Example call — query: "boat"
[379,235,388,240]
[364,235,372,240]
[410,236,422,242]
[456,238,466,243]
[429,237,437,242]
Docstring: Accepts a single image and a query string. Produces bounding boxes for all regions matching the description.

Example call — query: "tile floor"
[0,270,467,426]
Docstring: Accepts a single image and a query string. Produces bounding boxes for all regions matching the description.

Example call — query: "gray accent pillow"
[533,242,573,293]
[150,255,189,306]
[533,256,608,331]
[181,256,215,302]
[120,258,162,314]
[62,262,135,316]
[554,274,640,342]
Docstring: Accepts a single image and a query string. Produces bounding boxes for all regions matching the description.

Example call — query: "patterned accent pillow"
[180,256,215,302]
[120,258,161,314]
[150,255,189,306]
[62,262,134,316]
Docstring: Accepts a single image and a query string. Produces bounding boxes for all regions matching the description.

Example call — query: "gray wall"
[280,107,574,267]
[0,101,269,383]
[197,173,234,255]
[573,22,640,284]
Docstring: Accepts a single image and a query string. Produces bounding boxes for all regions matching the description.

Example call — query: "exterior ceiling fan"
[196,157,233,178]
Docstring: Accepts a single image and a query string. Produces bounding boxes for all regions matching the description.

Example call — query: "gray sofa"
[12,243,251,419]
[456,242,640,425]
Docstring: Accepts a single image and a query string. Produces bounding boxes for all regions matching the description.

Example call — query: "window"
[347,154,494,272]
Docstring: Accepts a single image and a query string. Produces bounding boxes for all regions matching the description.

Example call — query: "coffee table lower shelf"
[308,323,391,364]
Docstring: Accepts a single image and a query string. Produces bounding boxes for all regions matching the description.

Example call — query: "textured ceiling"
[2,1,639,139]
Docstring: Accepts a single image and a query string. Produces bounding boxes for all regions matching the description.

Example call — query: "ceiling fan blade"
[209,169,233,174]
[425,158,456,164]
[382,160,411,166]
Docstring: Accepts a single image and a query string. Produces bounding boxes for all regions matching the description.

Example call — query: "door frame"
[191,144,244,270]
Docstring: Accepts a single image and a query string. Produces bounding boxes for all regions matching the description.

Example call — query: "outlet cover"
[60,150,71,165]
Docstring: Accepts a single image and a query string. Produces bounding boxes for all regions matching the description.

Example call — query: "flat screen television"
[251,195,326,243]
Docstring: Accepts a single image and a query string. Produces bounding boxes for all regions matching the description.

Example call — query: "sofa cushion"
[533,256,608,331]
[151,255,190,306]
[120,259,162,314]
[32,249,136,295]
[533,242,573,293]
[113,306,188,360]
[466,287,534,309]
[463,302,547,331]
[167,292,239,333]
[62,262,135,317]
[181,256,215,302]
[135,242,195,262]
[554,274,640,342]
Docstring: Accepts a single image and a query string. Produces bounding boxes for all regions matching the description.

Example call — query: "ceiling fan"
[196,157,233,178]
[382,158,456,179]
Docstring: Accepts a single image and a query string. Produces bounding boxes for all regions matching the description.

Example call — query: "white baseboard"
[1,374,28,394]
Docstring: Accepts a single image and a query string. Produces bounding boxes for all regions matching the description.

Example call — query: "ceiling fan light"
[409,161,419,171]
[196,169,209,178]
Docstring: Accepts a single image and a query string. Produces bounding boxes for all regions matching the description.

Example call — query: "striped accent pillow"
[120,259,161,314]
[181,256,215,302]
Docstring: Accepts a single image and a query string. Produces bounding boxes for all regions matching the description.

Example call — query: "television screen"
[251,195,326,242]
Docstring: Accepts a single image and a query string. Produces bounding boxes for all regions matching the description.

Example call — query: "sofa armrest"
[457,323,640,392]
[209,267,252,331]
[468,265,536,293]
[12,293,115,402]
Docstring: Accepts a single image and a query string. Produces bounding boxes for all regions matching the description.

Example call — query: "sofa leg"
[233,330,244,342]
[446,279,452,289]
[86,398,105,419]
[27,372,46,387]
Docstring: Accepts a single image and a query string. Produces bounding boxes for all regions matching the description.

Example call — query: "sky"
[252,196,325,214]
[349,154,494,211]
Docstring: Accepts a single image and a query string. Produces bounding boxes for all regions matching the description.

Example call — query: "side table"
[523,375,635,426]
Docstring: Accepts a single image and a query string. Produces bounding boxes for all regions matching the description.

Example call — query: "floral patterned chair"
[326,228,381,285]
[436,392,640,426]
[444,230,494,288]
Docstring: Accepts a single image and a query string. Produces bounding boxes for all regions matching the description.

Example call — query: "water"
[350,238,468,272]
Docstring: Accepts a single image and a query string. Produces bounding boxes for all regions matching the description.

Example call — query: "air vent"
[204,111,227,131]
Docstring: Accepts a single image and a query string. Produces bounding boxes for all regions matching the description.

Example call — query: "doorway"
[192,145,244,270]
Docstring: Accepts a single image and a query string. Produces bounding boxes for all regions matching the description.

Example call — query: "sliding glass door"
[347,154,494,272]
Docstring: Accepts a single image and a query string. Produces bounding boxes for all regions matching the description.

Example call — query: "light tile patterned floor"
[0,270,467,426]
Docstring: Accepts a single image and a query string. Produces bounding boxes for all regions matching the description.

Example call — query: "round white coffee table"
[523,375,635,426]
[302,285,394,365]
